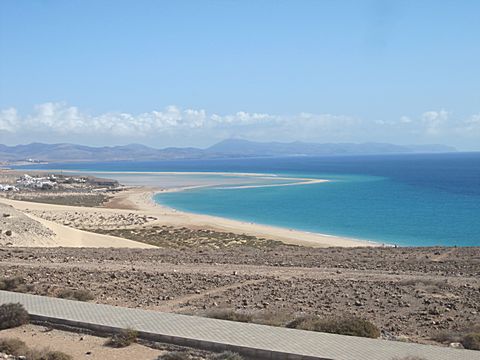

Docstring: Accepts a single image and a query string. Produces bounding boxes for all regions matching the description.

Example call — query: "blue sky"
[0,0,479,149]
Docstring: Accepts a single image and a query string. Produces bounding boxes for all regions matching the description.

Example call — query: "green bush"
[287,315,380,339]
[56,288,94,302]
[106,328,138,348]
[158,352,191,360]
[210,351,244,360]
[0,303,29,330]
[462,333,480,350]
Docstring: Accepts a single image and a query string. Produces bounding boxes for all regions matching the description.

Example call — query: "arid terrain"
[1,245,479,347]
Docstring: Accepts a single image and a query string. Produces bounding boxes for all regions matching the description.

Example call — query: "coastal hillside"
[0,140,456,163]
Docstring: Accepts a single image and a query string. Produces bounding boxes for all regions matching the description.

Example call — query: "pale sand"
[0,185,374,248]
[0,197,156,248]
[0,324,163,360]
[40,170,328,188]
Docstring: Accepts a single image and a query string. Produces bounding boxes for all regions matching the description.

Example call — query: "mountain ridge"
[0,139,457,163]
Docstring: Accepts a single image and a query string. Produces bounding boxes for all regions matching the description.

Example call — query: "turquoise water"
[17,153,480,246]
[155,172,479,246]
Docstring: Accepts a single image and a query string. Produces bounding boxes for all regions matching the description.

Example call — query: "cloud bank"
[0,102,479,149]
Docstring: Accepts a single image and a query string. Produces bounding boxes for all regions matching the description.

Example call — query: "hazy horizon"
[0,138,461,151]
[1,1,479,150]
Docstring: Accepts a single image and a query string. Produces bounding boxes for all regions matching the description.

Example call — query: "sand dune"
[0,198,156,248]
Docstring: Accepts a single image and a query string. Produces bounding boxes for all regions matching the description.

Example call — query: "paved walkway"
[1,291,478,360]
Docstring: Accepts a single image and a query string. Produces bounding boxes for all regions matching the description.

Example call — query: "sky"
[0,0,479,150]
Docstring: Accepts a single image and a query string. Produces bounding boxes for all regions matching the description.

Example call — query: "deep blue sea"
[17,152,480,247]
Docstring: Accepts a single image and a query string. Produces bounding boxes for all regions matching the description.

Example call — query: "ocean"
[16,152,480,247]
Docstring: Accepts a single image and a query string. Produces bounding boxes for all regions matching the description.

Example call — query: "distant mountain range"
[0,140,457,163]
[208,139,456,157]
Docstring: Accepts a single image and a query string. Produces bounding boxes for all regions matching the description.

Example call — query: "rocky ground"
[1,246,478,347]
[0,180,478,350]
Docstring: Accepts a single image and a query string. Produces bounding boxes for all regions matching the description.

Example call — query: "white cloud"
[399,116,412,124]
[421,110,449,135]
[456,113,480,137]
[0,108,19,132]
[0,102,357,139]
[0,103,479,149]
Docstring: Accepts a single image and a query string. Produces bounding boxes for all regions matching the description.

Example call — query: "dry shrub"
[106,328,138,348]
[56,288,94,302]
[208,309,291,327]
[433,324,480,350]
[250,310,292,327]
[0,276,32,293]
[287,315,380,338]
[0,338,28,356]
[0,337,72,360]
[206,309,253,323]
[432,330,460,344]
[462,333,480,350]
[0,303,29,330]
[286,315,318,329]
[33,350,73,360]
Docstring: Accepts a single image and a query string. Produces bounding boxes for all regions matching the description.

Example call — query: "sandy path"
[156,279,269,311]
[25,212,157,248]
[4,259,475,286]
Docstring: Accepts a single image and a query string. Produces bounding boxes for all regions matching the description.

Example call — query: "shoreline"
[1,187,374,248]
[0,169,379,248]
[118,186,379,248]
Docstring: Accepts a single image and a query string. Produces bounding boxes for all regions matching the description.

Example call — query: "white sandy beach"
[106,186,374,248]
